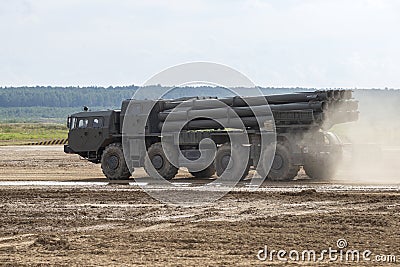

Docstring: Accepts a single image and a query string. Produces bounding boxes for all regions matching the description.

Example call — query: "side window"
[78,118,88,128]
[93,118,103,128]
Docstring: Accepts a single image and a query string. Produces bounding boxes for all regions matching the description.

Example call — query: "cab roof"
[70,110,119,118]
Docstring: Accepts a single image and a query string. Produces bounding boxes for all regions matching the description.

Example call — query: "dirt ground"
[0,146,399,266]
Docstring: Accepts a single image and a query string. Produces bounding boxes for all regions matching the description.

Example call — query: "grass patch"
[0,123,68,145]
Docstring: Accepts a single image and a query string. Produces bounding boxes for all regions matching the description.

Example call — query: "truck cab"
[64,110,121,163]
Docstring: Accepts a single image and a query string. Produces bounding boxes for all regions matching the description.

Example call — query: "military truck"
[64,90,358,181]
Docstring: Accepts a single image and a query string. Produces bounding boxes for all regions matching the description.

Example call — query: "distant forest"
[0,85,316,108]
[0,86,138,108]
[0,85,399,123]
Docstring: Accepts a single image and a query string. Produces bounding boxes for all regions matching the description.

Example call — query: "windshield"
[68,117,78,130]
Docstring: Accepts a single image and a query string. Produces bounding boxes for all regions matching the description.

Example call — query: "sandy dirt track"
[0,146,399,266]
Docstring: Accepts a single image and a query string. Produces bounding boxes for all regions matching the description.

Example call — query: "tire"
[189,164,216,178]
[304,132,343,181]
[215,143,250,181]
[144,142,178,180]
[304,162,334,181]
[304,151,342,181]
[266,143,299,181]
[101,143,131,180]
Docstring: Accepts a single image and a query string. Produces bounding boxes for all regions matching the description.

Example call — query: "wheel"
[266,143,299,181]
[304,132,343,181]
[215,143,250,180]
[304,151,342,181]
[304,161,334,181]
[189,164,216,178]
[101,143,131,180]
[144,142,178,180]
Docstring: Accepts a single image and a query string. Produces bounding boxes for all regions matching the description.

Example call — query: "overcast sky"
[1,0,399,88]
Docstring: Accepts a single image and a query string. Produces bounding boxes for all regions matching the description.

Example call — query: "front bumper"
[64,145,75,154]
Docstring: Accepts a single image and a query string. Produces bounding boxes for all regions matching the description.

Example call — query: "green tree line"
[0,86,138,107]
[2,85,399,108]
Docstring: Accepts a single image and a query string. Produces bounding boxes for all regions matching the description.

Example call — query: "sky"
[1,0,400,88]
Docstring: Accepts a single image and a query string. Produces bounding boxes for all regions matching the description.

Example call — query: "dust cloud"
[332,90,400,184]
